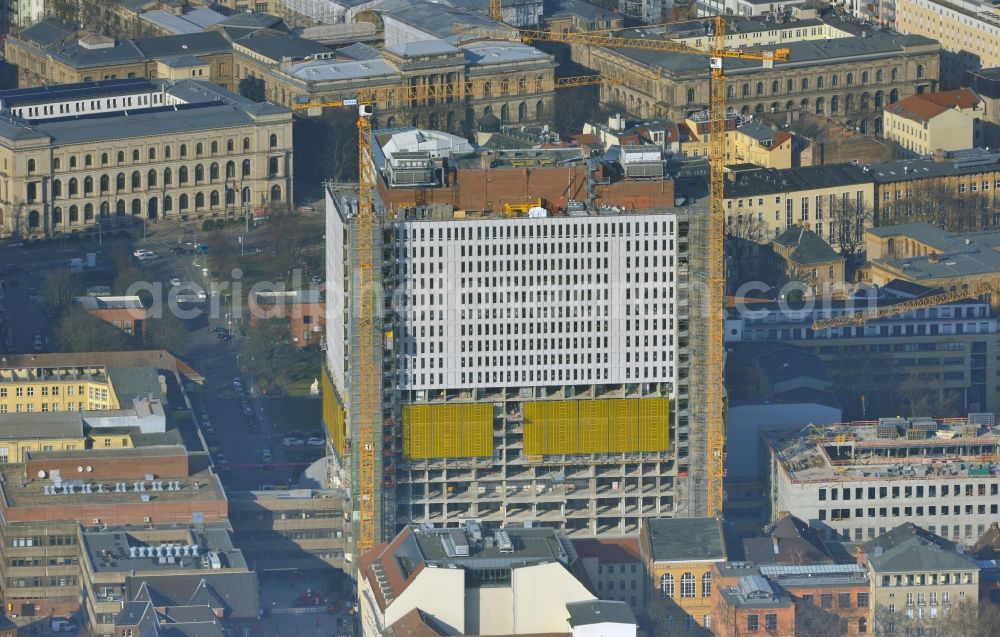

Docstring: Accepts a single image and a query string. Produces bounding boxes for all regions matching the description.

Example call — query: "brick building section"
[248,290,325,349]
[712,564,795,637]
[376,161,675,213]
[24,449,188,481]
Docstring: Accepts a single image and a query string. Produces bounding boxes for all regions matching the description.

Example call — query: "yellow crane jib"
[810,283,994,331]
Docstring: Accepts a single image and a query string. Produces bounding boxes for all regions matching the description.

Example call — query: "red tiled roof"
[359,528,427,613]
[886,89,980,123]
[770,131,792,150]
[573,538,642,563]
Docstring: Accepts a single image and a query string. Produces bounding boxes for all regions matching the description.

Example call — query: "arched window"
[876,69,884,83]
[52,179,62,198]
[68,178,78,196]
[116,199,125,215]
[756,81,764,96]
[165,146,172,159]
[889,89,899,104]
[832,74,839,87]
[131,198,141,215]
[70,156,77,169]
[84,203,92,220]
[211,141,219,155]
[180,144,188,158]
[99,175,108,193]
[195,143,203,156]
[862,71,869,84]
[179,194,189,210]
[859,618,868,633]
[179,166,188,184]
[132,149,139,162]
[831,95,840,113]
[28,210,39,229]
[243,137,251,151]
[83,176,93,195]
[101,152,108,165]
[225,161,235,179]
[195,164,204,182]
[147,169,157,187]
[847,72,854,85]
[210,190,220,207]
[817,76,824,89]
[226,187,235,205]
[535,100,544,120]
[661,574,674,598]
[52,207,62,225]
[518,102,527,121]
[771,80,779,94]
[917,64,925,78]
[27,158,35,173]
[816,97,825,115]
[687,88,695,103]
[269,134,278,148]
[227,139,234,153]
[210,163,219,181]
[786,78,793,92]
[801,78,809,90]
[99,202,108,218]
[164,168,172,185]
[742,83,750,97]
[891,67,899,81]
[195,192,204,209]
[73,206,82,223]
[726,85,735,99]
[53,158,60,170]
[270,185,281,202]
[164,195,172,212]
[131,171,141,189]
[681,573,695,598]
[148,147,156,161]
[242,159,251,177]
[702,572,712,597]
[117,151,125,164]
[85,154,92,167]
[500,104,510,122]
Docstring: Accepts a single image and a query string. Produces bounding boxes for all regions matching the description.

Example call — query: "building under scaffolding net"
[324,172,710,547]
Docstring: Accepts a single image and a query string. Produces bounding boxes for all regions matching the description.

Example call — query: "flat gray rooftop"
[83,524,245,573]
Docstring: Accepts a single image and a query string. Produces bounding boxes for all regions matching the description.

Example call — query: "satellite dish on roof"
[37,470,46,479]
[77,466,84,473]
[86,466,93,472]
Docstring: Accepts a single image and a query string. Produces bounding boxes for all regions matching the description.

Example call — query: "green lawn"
[262,396,322,433]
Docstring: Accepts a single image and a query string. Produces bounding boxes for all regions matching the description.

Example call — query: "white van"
[50,617,76,632]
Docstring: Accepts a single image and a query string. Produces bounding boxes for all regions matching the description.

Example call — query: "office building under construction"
[323,132,708,553]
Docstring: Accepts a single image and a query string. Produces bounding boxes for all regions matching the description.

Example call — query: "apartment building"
[896,0,1000,88]
[884,89,982,155]
[227,488,348,573]
[0,446,227,618]
[866,149,1000,228]
[573,538,646,618]
[81,524,248,635]
[572,12,940,132]
[725,281,999,415]
[640,518,730,632]
[860,524,980,635]
[713,562,871,637]
[325,164,699,544]
[722,163,875,248]
[358,522,609,637]
[768,416,1000,545]
[0,78,291,239]
[74,295,149,339]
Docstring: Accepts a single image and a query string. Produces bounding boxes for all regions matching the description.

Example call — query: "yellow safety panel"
[402,403,493,459]
[321,371,347,457]
[579,400,610,454]
[639,398,671,452]
[523,398,669,456]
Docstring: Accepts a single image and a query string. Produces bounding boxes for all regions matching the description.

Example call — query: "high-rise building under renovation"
[323,134,703,556]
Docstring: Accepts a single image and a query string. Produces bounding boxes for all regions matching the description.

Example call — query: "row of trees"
[879,180,999,235]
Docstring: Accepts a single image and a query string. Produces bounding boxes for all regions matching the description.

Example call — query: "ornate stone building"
[0,78,292,239]
[573,15,942,137]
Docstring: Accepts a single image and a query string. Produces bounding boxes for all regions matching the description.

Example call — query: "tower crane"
[455,17,789,517]
[810,283,995,331]
[294,74,611,558]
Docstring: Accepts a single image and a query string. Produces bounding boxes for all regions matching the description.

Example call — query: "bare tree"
[829,195,872,267]
[794,599,847,637]
[725,211,765,290]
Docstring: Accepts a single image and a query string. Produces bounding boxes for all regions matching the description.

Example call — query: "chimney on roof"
[928,252,939,264]
[772,536,780,555]
[934,148,946,162]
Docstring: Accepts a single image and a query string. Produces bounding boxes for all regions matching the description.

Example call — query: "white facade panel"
[392,213,678,390]
[325,189,347,395]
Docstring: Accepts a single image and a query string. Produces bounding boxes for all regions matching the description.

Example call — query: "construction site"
[767,414,1000,545]
[311,16,780,561]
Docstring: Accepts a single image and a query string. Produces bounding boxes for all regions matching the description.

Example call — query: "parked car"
[133,249,152,258]
[261,448,272,463]
[168,274,181,286]
[204,424,215,435]
[282,437,304,447]
[307,437,326,446]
